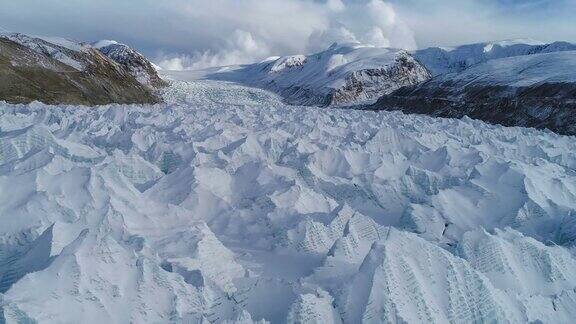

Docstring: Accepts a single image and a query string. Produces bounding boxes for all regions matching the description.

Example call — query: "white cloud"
[364,27,391,48]
[1,0,574,70]
[327,0,346,12]
[307,24,359,52]
[154,0,417,70]
[158,30,271,70]
[368,0,397,28]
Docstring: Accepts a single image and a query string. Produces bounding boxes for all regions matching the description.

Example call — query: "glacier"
[1,79,576,323]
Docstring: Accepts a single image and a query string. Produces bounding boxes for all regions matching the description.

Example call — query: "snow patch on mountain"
[374,49,576,135]
[0,32,165,91]
[92,39,119,49]
[1,32,87,71]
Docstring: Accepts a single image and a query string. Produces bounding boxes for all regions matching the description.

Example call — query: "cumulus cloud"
[364,0,416,50]
[158,30,271,70]
[0,0,416,70]
[0,0,574,70]
[305,0,416,53]
[154,0,418,69]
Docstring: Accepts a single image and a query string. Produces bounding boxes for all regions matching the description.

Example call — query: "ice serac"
[374,50,576,135]
[208,43,431,106]
[93,40,168,89]
[0,115,247,322]
[460,228,576,295]
[338,229,523,323]
[459,228,576,323]
[0,224,54,294]
[0,33,160,105]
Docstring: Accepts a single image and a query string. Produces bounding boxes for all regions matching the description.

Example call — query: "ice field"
[1,80,576,323]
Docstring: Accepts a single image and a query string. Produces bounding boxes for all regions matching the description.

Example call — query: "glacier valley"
[1,79,576,323]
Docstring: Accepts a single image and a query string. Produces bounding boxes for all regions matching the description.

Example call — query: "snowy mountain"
[373,50,576,134]
[0,33,163,105]
[93,40,168,89]
[206,43,430,106]
[175,39,576,113]
[413,39,576,76]
[2,79,576,323]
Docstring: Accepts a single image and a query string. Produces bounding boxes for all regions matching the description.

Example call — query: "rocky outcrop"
[0,34,161,105]
[329,53,431,106]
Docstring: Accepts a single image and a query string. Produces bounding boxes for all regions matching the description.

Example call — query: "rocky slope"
[93,40,168,89]
[372,50,576,135]
[0,33,163,105]
[207,43,431,106]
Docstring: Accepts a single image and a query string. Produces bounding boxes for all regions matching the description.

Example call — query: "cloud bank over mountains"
[1,0,574,70]
[155,0,416,70]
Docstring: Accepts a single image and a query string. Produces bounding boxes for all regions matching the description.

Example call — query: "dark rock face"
[96,43,168,89]
[330,54,431,106]
[0,35,161,106]
[374,83,576,135]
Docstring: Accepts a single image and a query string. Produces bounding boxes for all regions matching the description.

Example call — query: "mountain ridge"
[0,33,165,106]
[413,39,576,76]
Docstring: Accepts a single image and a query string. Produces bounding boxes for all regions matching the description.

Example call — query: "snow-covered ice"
[1,79,576,323]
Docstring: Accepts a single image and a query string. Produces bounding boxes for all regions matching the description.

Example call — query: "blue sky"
[0,0,574,68]
[390,0,575,49]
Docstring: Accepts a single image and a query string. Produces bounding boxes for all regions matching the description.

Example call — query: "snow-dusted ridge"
[163,39,576,114]
[0,32,165,92]
[0,33,161,105]
[1,79,576,323]
[413,39,576,76]
[1,32,89,71]
[93,40,168,89]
